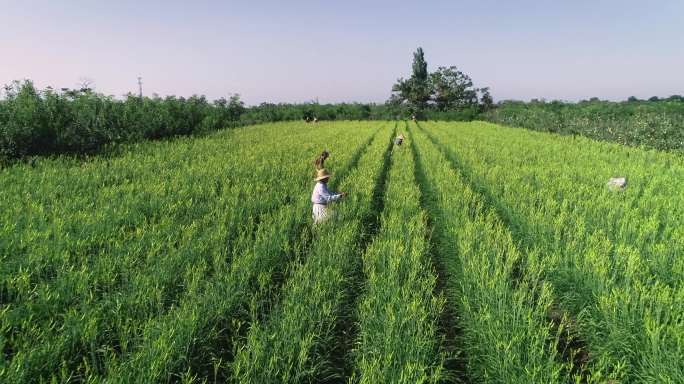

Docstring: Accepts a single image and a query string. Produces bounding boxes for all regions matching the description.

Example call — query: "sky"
[2,0,683,105]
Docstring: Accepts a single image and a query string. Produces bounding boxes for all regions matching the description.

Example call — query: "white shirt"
[311,181,342,205]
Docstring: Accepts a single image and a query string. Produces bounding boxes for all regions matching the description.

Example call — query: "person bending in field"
[394,133,405,146]
[311,168,346,224]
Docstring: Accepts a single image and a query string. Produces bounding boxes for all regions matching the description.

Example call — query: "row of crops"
[0,121,384,382]
[1,120,683,382]
[415,121,684,383]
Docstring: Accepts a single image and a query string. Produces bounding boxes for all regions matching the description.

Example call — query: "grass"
[351,129,446,383]
[231,123,394,383]
[1,120,682,383]
[422,120,684,383]
[409,122,567,383]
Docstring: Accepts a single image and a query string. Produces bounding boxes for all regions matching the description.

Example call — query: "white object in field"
[607,177,627,191]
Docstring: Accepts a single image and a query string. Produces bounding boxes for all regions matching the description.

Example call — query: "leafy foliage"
[431,66,477,111]
[0,80,246,160]
[388,48,490,119]
[485,98,684,151]
[0,81,401,161]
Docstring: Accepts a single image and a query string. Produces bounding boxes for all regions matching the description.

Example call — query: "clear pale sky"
[2,0,683,104]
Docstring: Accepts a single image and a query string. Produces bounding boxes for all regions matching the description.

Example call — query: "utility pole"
[137,76,143,98]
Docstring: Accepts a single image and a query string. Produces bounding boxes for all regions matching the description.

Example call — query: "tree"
[410,47,431,111]
[385,93,408,119]
[227,94,245,120]
[390,47,432,118]
[388,47,493,119]
[430,66,478,111]
[479,87,494,112]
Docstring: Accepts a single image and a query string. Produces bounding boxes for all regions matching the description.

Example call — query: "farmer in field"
[394,133,405,146]
[311,168,346,224]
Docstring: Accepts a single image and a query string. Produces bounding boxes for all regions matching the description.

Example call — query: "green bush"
[0,81,246,161]
[485,99,684,151]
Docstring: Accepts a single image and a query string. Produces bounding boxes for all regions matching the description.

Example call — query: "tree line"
[0,81,389,162]
[485,98,684,152]
[2,47,682,161]
[0,81,245,160]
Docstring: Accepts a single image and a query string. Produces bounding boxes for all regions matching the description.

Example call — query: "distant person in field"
[311,168,346,224]
[394,133,405,146]
[314,150,329,170]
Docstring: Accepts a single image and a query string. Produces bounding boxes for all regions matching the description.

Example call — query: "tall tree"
[390,47,432,118]
[411,47,431,111]
[479,87,494,112]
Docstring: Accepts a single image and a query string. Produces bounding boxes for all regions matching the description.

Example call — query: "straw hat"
[314,168,331,181]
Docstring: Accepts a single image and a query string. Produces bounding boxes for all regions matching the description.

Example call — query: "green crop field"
[1,120,683,383]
